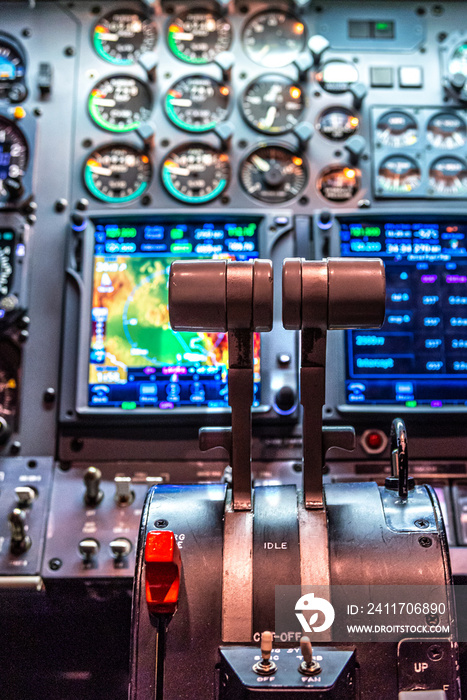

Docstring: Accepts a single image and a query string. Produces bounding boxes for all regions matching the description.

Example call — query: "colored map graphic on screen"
[88,220,260,409]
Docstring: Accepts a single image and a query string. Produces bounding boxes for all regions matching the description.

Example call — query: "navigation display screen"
[88,219,261,410]
[341,219,467,407]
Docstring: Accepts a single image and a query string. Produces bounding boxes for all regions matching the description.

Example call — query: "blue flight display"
[341,219,467,407]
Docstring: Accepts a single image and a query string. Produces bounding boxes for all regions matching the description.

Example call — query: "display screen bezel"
[324,211,467,416]
[74,213,272,417]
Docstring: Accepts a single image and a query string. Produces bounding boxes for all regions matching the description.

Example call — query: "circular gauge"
[0,339,20,426]
[429,156,467,196]
[165,75,230,132]
[427,112,466,149]
[243,10,306,68]
[317,107,359,141]
[240,145,307,203]
[161,145,230,204]
[377,156,421,195]
[0,116,28,204]
[0,39,25,87]
[167,9,232,64]
[318,165,360,202]
[448,43,467,79]
[376,111,418,148]
[93,11,157,65]
[88,76,152,133]
[84,145,151,203]
[242,75,305,134]
[317,61,359,93]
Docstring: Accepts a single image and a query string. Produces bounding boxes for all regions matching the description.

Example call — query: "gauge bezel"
[166,8,233,65]
[316,106,360,142]
[164,74,231,133]
[88,74,153,134]
[160,142,231,205]
[376,154,422,196]
[317,163,362,203]
[91,9,158,66]
[240,73,306,135]
[239,142,308,204]
[83,143,152,204]
[242,8,307,68]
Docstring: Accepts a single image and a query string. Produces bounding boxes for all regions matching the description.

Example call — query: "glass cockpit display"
[88,219,261,410]
[341,219,467,407]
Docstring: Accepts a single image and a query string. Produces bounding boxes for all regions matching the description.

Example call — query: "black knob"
[4,177,24,200]
[274,386,296,414]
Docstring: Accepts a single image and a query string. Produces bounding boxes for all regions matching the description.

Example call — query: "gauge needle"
[175,32,194,41]
[169,98,193,107]
[94,98,116,107]
[261,106,277,128]
[252,155,270,172]
[167,164,191,176]
[103,33,119,41]
[89,165,112,176]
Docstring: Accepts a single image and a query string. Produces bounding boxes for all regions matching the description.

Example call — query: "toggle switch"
[78,538,100,565]
[114,476,134,507]
[145,530,181,614]
[15,486,36,508]
[299,636,321,675]
[83,466,103,507]
[8,508,31,555]
[253,631,277,675]
[110,538,132,563]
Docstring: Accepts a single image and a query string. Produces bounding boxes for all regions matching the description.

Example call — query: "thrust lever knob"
[8,508,31,555]
[299,636,321,676]
[83,466,103,506]
[253,631,277,675]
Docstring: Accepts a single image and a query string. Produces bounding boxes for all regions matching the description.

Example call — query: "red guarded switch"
[145,530,182,615]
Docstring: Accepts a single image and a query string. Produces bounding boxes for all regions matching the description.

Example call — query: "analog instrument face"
[317,61,359,93]
[84,145,152,203]
[427,112,466,149]
[240,146,307,203]
[93,11,157,65]
[317,107,359,141]
[243,11,306,68]
[161,145,230,204]
[242,75,305,134]
[165,75,230,132]
[167,10,232,64]
[448,43,467,78]
[377,156,421,195]
[429,156,467,196]
[0,116,28,204]
[88,76,152,133]
[318,165,360,202]
[376,111,418,148]
[0,39,25,96]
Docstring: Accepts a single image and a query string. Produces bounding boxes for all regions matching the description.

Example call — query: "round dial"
[242,75,305,134]
[318,165,360,202]
[84,145,151,203]
[376,111,418,148]
[167,10,232,64]
[427,112,466,149]
[161,145,230,204]
[93,11,157,65]
[0,339,19,423]
[429,156,467,196]
[317,107,359,141]
[165,75,230,132]
[0,116,28,204]
[243,11,306,68]
[448,43,467,79]
[240,146,307,203]
[317,61,359,93]
[377,156,421,195]
[0,40,25,95]
[88,76,152,133]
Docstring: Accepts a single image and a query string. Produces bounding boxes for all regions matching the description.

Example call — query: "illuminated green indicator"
[171,241,192,254]
[170,228,184,239]
[350,226,381,237]
[1,232,13,240]
[88,92,140,133]
[122,402,137,410]
[405,400,417,408]
[106,227,137,238]
[376,22,390,31]
[228,223,257,237]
